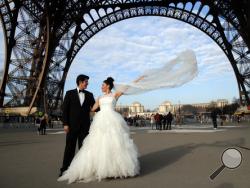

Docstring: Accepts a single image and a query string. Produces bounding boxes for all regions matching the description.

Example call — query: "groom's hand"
[63,125,69,133]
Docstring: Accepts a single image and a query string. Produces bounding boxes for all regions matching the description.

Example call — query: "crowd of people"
[124,112,174,130]
[2,110,248,134]
[152,112,174,130]
[123,111,249,130]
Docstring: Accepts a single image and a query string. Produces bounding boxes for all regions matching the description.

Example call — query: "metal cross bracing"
[0,0,249,116]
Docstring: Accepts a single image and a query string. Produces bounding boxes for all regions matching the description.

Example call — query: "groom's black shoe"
[59,170,64,177]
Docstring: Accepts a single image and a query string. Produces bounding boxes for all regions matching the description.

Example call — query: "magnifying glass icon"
[210,148,242,180]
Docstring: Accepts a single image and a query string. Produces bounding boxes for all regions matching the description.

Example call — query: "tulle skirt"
[57,109,140,183]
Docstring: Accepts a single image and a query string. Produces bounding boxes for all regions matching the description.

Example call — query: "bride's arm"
[91,98,100,112]
[114,75,146,99]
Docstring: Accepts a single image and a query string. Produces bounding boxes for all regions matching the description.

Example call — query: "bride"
[57,50,198,184]
[58,77,141,183]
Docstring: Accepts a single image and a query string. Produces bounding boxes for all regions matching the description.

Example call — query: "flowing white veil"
[114,50,198,95]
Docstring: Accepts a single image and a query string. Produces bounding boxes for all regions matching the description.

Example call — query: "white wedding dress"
[58,94,140,183]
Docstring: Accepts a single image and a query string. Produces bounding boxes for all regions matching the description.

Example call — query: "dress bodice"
[99,94,117,111]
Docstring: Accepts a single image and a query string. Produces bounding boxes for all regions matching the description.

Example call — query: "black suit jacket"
[62,89,95,132]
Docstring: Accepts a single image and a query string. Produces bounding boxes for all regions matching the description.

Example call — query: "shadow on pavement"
[139,144,193,176]
[139,137,246,176]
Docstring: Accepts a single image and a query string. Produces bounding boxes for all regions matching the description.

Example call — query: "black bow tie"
[79,90,85,93]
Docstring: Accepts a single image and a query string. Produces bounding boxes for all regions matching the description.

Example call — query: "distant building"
[129,102,144,114]
[158,101,175,114]
[191,103,210,109]
[115,99,230,117]
[216,99,229,108]
[158,99,230,114]
[115,104,129,117]
[116,102,145,117]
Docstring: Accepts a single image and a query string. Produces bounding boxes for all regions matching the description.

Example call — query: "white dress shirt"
[77,87,85,105]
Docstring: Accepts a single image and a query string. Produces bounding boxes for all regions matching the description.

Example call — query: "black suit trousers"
[61,129,88,172]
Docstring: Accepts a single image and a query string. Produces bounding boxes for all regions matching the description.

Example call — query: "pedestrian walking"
[35,117,41,135]
[150,114,155,129]
[154,113,161,130]
[211,110,217,129]
[162,115,167,130]
[40,114,48,135]
[166,112,173,130]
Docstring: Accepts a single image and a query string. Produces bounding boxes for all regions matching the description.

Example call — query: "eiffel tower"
[0,0,249,115]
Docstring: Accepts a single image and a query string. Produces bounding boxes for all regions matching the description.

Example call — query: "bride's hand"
[91,100,99,112]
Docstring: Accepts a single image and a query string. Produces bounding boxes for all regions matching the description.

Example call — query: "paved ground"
[0,124,250,188]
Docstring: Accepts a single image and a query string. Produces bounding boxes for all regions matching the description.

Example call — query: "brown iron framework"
[0,0,249,115]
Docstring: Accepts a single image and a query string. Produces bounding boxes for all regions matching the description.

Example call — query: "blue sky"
[65,17,238,109]
[0,16,238,110]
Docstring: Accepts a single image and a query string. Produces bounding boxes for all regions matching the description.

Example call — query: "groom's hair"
[76,74,89,85]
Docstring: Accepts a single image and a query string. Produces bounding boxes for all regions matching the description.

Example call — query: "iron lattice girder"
[21,0,45,21]
[0,0,249,115]
[0,4,43,107]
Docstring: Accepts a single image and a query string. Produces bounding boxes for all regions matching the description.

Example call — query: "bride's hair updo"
[104,77,114,90]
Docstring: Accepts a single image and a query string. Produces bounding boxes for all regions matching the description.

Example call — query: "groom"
[59,74,95,177]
